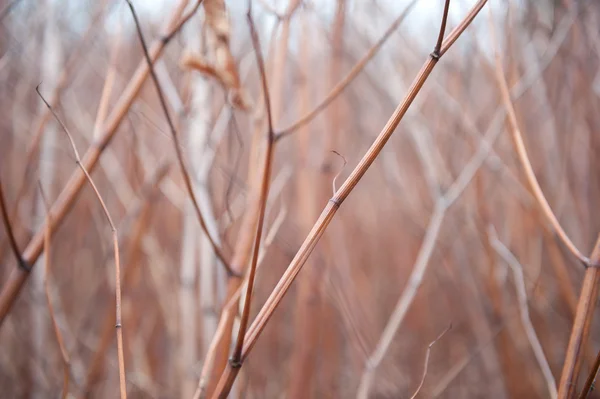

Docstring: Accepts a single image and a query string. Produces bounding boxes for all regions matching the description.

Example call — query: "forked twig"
[0,0,197,327]
[410,324,452,399]
[211,2,277,396]
[36,87,127,399]
[125,0,238,277]
[489,6,591,268]
[211,0,486,394]
[275,0,419,140]
[488,226,557,399]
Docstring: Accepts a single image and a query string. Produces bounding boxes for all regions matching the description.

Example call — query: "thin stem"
[212,3,276,396]
[212,0,487,392]
[0,0,194,327]
[488,5,591,267]
[125,0,238,277]
[36,88,127,399]
[275,0,418,140]
[0,179,29,271]
[410,324,452,399]
[579,348,600,399]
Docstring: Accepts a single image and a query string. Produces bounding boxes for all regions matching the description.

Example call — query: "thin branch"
[0,0,195,327]
[489,226,557,399]
[488,6,591,267]
[212,3,277,396]
[193,205,286,399]
[0,179,29,271]
[125,0,238,277]
[36,88,127,399]
[213,0,485,388]
[579,348,600,399]
[410,324,452,399]
[275,0,418,140]
[331,150,347,195]
[38,183,71,399]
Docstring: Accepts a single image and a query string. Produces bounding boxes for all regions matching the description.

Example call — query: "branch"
[0,179,29,272]
[232,0,485,380]
[274,0,418,140]
[125,0,238,277]
[488,6,591,268]
[36,87,127,399]
[0,0,197,327]
[211,2,277,396]
[410,324,452,399]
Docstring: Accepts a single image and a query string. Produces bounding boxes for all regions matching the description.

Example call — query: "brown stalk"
[211,4,276,396]
[410,324,452,399]
[80,164,169,397]
[275,0,418,141]
[36,88,127,399]
[124,0,238,278]
[0,1,110,264]
[0,0,195,326]
[38,184,70,399]
[579,348,600,399]
[558,237,600,398]
[194,205,286,399]
[489,13,600,397]
[204,0,300,394]
[490,10,591,268]
[214,0,487,389]
[0,179,29,272]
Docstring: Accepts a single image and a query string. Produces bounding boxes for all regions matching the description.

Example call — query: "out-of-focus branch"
[126,0,239,277]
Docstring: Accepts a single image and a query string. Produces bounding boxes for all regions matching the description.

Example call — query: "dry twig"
[36,87,127,399]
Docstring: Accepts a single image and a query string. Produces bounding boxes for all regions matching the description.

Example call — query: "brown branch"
[213,0,487,391]
[211,3,276,396]
[125,0,238,278]
[410,324,452,399]
[0,179,29,272]
[274,0,418,140]
[38,183,70,399]
[0,0,195,327]
[558,236,600,398]
[489,3,591,268]
[36,87,127,399]
[579,348,600,399]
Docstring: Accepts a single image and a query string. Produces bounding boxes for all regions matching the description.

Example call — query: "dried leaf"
[180,0,251,111]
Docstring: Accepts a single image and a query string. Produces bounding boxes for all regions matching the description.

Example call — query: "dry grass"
[0,0,599,398]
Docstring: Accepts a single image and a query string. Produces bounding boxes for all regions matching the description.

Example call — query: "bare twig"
[330,150,347,195]
[219,0,485,386]
[489,226,557,399]
[125,0,238,277]
[489,6,591,268]
[410,324,452,399]
[36,87,127,399]
[0,179,29,272]
[0,0,195,326]
[38,183,71,399]
[275,0,419,140]
[579,348,600,399]
[211,2,277,396]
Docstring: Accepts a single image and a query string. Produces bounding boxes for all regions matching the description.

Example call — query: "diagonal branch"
[211,2,277,396]
[0,0,197,327]
[125,0,238,277]
[275,0,419,140]
[36,87,127,399]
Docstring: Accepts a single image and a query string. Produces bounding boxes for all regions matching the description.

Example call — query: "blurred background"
[1,0,599,397]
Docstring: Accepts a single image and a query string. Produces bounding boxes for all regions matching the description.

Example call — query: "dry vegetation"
[1,0,600,398]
